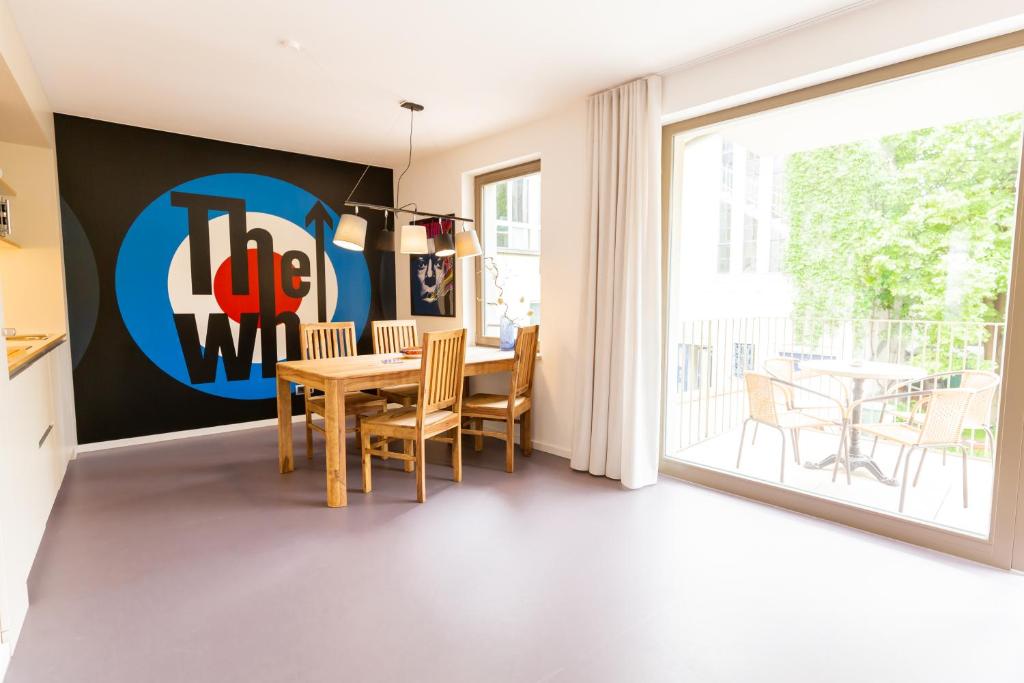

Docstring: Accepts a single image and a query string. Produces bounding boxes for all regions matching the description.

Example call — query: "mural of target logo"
[115,173,370,400]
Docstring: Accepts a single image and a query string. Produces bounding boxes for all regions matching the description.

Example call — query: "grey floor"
[6,427,1024,683]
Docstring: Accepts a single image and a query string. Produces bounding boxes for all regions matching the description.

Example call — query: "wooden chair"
[359,328,467,502]
[300,322,387,460]
[461,325,539,473]
[371,320,420,407]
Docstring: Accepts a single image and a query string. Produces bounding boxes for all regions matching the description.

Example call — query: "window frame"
[659,29,1024,570]
[473,160,542,346]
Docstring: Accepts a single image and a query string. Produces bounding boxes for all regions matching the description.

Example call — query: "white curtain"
[571,76,662,489]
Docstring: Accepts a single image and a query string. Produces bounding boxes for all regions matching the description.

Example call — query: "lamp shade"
[454,227,482,258]
[376,229,395,251]
[333,213,367,251]
[399,224,429,254]
[433,233,456,257]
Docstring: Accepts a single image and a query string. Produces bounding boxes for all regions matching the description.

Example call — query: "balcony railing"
[668,317,1006,453]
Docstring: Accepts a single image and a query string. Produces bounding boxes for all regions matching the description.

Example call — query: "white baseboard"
[76,415,307,454]
[533,440,570,459]
[75,416,574,461]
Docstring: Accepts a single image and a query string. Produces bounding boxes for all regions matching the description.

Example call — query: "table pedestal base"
[804,453,898,486]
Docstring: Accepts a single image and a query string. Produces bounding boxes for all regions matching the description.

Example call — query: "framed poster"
[409,217,456,317]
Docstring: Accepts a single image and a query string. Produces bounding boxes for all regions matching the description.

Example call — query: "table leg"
[277,375,294,474]
[805,376,897,486]
[325,380,347,507]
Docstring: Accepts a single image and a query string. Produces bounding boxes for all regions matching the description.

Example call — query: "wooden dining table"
[276,345,517,507]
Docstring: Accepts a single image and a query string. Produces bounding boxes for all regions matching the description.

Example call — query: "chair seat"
[463,393,529,416]
[852,422,922,445]
[362,406,456,430]
[308,391,386,417]
[775,410,834,430]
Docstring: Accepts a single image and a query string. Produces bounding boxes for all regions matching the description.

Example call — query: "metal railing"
[668,317,1006,452]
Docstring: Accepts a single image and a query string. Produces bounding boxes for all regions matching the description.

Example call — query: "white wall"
[394,103,587,457]
[661,0,1024,122]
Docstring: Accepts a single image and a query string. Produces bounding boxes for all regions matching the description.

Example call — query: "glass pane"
[480,171,541,337]
[665,49,1024,538]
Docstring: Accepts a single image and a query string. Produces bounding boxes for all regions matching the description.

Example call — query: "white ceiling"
[8,0,870,167]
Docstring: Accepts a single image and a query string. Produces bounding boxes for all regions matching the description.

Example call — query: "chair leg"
[521,410,533,456]
[790,429,801,465]
[899,447,915,513]
[891,445,906,481]
[832,424,849,483]
[983,427,995,460]
[912,448,928,487]
[403,439,414,473]
[751,422,759,446]
[452,424,463,482]
[474,419,484,452]
[360,426,372,493]
[305,413,314,460]
[736,419,750,470]
[960,444,969,509]
[415,435,427,503]
[505,419,515,473]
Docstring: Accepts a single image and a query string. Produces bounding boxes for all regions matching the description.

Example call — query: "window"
[718,203,732,273]
[745,150,760,207]
[721,140,734,192]
[679,344,713,392]
[664,42,1024,547]
[474,160,542,343]
[743,215,758,272]
[732,343,755,377]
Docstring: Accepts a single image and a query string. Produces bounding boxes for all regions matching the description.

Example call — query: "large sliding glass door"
[661,36,1024,567]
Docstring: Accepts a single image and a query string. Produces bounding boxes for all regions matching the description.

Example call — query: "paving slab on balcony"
[668,426,994,537]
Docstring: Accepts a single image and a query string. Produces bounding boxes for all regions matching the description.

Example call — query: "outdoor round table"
[799,359,927,485]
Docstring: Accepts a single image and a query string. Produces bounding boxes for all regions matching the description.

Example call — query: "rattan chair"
[842,387,975,512]
[371,320,420,407]
[359,328,467,502]
[300,322,387,460]
[462,325,539,473]
[737,372,845,482]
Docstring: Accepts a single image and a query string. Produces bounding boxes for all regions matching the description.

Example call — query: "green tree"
[785,112,1020,322]
[781,113,1021,368]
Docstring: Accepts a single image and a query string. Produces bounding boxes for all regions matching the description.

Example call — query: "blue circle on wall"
[115,173,370,400]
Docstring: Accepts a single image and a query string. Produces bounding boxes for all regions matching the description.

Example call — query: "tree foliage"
[783,113,1022,325]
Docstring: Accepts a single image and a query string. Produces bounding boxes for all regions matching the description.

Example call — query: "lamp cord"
[394,106,415,214]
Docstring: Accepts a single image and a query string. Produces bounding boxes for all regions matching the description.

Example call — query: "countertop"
[6,333,66,378]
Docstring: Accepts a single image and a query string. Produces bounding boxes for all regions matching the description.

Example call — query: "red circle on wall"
[213,249,303,327]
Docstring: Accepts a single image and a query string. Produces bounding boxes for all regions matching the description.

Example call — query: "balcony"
[666,317,1004,536]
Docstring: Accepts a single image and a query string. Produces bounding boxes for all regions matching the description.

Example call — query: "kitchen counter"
[6,333,66,378]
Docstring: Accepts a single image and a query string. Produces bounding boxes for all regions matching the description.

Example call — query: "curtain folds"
[571,76,663,489]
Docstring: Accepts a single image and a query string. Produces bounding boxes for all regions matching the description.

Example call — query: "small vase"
[499,319,518,351]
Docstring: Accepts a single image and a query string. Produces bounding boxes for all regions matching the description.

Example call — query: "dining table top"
[800,358,927,382]
[276,345,517,383]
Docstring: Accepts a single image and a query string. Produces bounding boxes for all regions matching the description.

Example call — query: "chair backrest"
[300,322,358,361]
[918,389,973,445]
[511,325,539,399]
[744,372,780,426]
[372,319,418,354]
[763,357,797,382]
[417,328,467,417]
[958,370,1000,426]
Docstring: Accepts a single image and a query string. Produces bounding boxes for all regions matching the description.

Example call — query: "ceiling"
[8,0,870,167]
